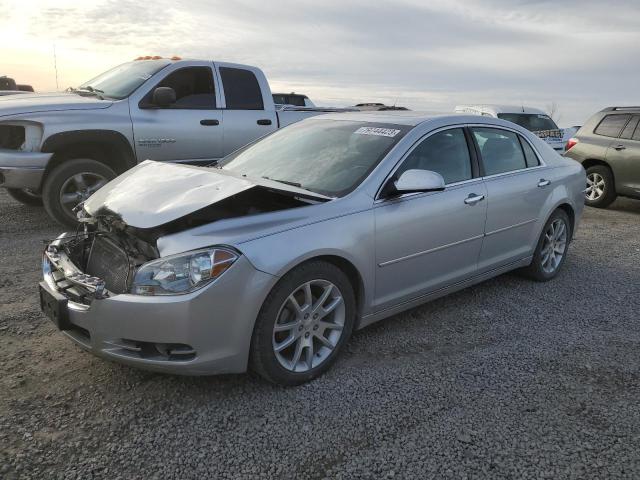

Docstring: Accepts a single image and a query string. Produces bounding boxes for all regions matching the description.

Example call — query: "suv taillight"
[565,137,578,151]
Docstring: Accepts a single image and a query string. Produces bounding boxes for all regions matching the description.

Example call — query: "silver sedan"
[39,113,586,385]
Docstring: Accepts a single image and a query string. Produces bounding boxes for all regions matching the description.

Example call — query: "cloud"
[12,0,640,124]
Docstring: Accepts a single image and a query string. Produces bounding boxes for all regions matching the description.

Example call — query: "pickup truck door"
[130,61,223,163]
[215,64,278,156]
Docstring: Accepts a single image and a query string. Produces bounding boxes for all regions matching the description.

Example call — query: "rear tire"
[249,261,356,386]
[43,158,116,227]
[6,188,43,206]
[584,165,616,208]
[522,209,571,282]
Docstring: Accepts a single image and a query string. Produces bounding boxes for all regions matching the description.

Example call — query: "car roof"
[314,111,528,129]
[455,104,548,116]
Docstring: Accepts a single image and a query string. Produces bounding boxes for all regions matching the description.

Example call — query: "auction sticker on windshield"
[354,127,401,137]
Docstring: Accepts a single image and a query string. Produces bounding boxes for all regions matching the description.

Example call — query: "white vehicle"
[455,105,566,153]
[272,92,316,108]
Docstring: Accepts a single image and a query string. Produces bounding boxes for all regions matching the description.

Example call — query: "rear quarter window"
[594,114,631,138]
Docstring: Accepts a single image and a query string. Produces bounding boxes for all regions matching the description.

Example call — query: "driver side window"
[143,67,216,109]
[396,128,472,184]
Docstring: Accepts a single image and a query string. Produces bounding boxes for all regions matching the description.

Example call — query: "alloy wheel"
[272,279,345,372]
[585,172,605,201]
[540,219,568,274]
[59,172,108,214]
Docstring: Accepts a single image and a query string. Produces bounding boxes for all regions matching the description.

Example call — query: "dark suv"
[564,107,640,208]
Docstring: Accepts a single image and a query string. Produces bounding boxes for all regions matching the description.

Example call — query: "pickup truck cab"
[0,58,342,225]
[454,104,567,153]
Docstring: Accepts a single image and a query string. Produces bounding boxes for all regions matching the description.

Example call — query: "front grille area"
[86,236,131,294]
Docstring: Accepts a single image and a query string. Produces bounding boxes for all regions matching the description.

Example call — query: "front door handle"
[614,144,626,151]
[464,193,485,205]
[200,119,220,126]
[257,119,273,126]
[538,179,551,187]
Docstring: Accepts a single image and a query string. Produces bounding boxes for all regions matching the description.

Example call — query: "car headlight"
[131,247,238,296]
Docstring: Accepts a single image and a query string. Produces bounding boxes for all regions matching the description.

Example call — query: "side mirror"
[152,87,176,108]
[383,169,445,197]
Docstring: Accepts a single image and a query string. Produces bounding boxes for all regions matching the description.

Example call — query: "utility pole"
[53,44,59,91]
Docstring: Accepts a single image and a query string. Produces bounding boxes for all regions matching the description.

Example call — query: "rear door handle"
[538,179,551,187]
[200,119,220,126]
[614,144,626,151]
[257,119,272,126]
[464,193,485,205]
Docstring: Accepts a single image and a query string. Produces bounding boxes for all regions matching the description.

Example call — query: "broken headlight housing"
[131,247,238,296]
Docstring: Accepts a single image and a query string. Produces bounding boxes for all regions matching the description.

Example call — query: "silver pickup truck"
[0,58,345,225]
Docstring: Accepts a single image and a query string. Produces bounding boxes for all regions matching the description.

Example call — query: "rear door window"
[472,128,527,175]
[219,67,264,110]
[594,114,631,137]
[620,115,640,140]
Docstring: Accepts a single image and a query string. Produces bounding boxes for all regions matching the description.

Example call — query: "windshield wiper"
[262,176,302,188]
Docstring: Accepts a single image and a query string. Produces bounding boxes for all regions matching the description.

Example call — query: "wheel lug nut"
[298,325,303,331]
[305,332,310,338]
[313,314,318,319]
[313,325,318,330]
[304,314,309,319]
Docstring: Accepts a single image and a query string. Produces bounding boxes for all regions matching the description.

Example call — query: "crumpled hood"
[83,160,330,229]
[0,92,113,117]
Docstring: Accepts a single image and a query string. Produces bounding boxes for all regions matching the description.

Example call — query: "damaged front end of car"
[42,160,330,304]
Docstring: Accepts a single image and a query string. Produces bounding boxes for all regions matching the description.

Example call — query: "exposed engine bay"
[47,185,317,299]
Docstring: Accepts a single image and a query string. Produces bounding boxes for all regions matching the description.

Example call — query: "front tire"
[584,165,616,208]
[6,188,43,206]
[42,158,116,227]
[522,209,571,282]
[249,261,356,386]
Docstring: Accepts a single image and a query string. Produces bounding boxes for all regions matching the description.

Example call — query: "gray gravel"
[1,189,639,479]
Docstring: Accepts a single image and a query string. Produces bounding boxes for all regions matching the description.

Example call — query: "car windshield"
[497,113,559,132]
[76,60,171,100]
[218,120,409,197]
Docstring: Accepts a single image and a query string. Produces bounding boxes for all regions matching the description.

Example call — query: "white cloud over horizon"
[2,0,639,125]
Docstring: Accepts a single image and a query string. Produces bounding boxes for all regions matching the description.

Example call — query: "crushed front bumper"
[41,235,277,375]
[0,148,52,190]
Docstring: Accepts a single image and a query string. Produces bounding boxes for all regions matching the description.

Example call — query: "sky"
[2,0,639,126]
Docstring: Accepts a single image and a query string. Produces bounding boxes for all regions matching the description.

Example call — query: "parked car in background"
[272,92,315,108]
[455,104,566,153]
[0,57,349,226]
[564,107,640,208]
[39,112,585,385]
[354,103,409,111]
[0,76,33,93]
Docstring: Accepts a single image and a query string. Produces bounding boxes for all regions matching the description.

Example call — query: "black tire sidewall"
[529,209,571,282]
[43,159,116,227]
[6,188,43,206]
[250,261,356,386]
[585,165,616,208]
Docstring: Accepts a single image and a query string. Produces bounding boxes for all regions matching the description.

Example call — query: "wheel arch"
[268,253,367,328]
[40,130,137,185]
[582,158,615,181]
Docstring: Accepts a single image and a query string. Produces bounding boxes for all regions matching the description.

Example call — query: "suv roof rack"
[602,106,640,112]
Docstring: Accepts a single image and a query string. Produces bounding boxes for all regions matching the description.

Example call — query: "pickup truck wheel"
[6,188,43,206]
[43,159,116,227]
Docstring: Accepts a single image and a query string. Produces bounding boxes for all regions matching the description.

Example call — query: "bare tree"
[546,101,560,124]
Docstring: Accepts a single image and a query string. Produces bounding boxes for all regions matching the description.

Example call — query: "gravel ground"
[1,189,639,479]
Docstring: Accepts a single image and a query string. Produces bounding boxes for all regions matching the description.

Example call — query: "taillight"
[565,137,578,151]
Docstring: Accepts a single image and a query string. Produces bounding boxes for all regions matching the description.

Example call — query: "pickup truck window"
[142,67,216,109]
[219,67,264,110]
[77,60,171,99]
[219,119,409,197]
